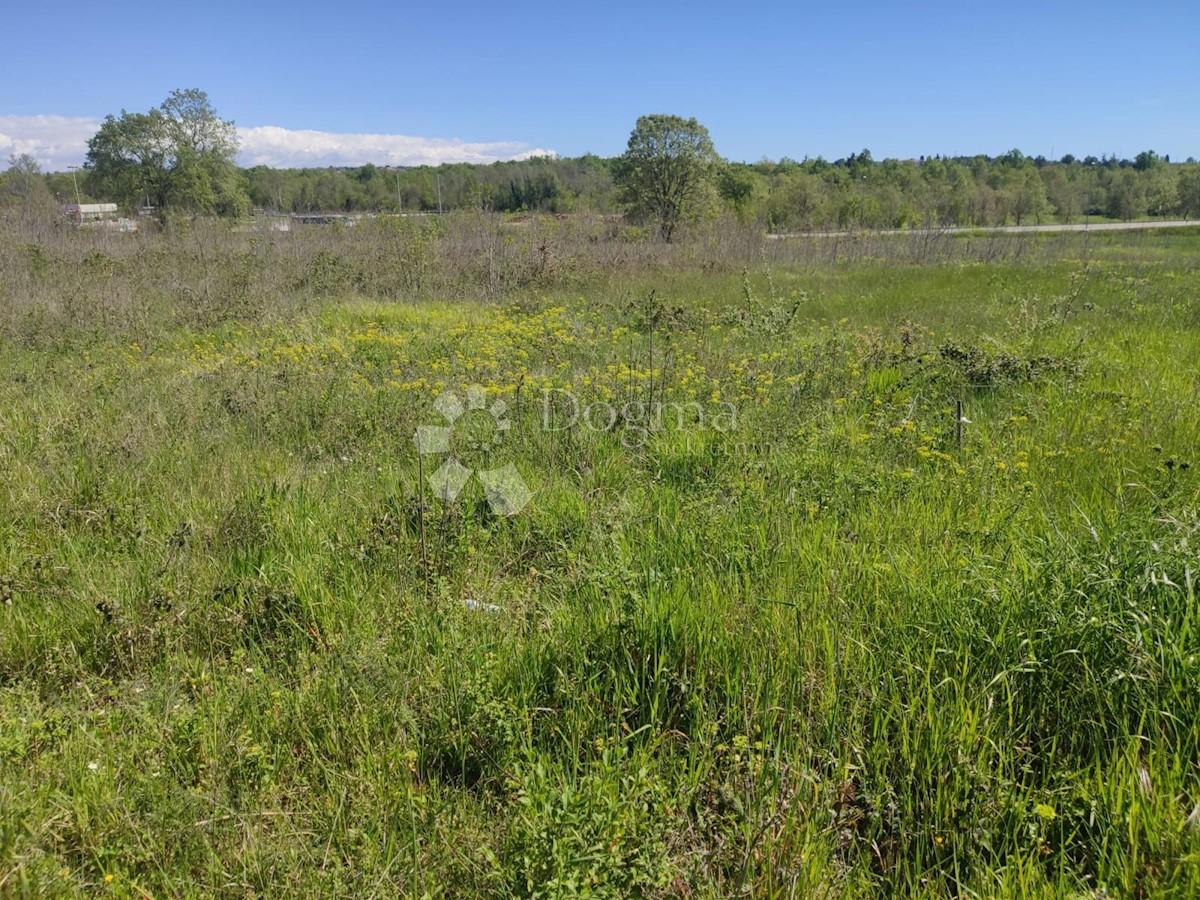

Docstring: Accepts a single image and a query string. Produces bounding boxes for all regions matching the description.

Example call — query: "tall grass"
[1,218,1198,896]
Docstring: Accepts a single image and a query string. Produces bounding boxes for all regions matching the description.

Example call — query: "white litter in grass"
[462,599,501,613]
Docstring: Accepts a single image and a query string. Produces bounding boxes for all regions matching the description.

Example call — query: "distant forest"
[245,149,1200,229]
[7,149,1200,232]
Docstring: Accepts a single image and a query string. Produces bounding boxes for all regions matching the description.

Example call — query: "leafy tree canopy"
[85,89,247,218]
[613,115,720,241]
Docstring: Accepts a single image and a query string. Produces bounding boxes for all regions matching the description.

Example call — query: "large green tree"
[614,114,720,241]
[85,89,248,218]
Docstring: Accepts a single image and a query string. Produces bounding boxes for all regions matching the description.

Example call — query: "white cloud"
[238,125,555,168]
[0,114,554,171]
[0,115,99,171]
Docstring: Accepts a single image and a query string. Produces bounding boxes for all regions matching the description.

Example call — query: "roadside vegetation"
[1,215,1198,896]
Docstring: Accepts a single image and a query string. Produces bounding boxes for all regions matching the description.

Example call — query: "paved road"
[770,220,1200,239]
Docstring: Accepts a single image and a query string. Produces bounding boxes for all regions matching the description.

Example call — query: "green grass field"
[2,227,1199,896]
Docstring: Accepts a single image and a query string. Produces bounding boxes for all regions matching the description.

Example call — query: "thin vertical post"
[416,450,428,601]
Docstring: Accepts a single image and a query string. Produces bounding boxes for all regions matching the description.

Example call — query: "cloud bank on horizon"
[0,115,98,171]
[237,125,554,167]
[0,115,555,171]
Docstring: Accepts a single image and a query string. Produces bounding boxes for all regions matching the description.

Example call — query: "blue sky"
[2,0,1198,169]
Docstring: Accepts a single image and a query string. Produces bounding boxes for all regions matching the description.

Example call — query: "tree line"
[241,155,617,217]
[226,144,1200,232]
[3,91,1199,236]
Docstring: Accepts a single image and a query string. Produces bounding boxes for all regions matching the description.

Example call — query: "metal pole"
[436,174,443,214]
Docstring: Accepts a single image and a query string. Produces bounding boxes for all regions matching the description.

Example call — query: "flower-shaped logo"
[414,385,531,516]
